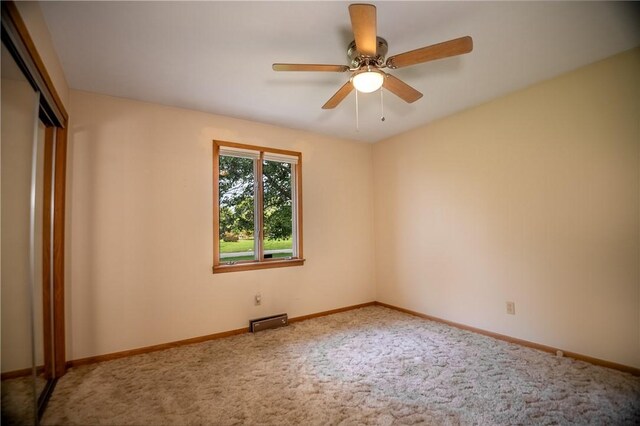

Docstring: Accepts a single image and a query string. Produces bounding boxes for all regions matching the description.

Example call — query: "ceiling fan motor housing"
[348,37,388,68]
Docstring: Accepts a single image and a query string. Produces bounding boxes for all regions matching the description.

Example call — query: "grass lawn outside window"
[219,238,293,262]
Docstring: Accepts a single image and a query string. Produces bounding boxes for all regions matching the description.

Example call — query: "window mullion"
[255,153,265,262]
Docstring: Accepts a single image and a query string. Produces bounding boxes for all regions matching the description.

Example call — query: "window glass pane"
[262,160,294,259]
[218,155,256,263]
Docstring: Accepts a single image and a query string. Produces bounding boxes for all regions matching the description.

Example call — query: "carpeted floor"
[26,306,640,424]
[1,375,36,425]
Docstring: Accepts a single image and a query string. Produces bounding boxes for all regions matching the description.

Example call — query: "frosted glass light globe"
[352,71,384,93]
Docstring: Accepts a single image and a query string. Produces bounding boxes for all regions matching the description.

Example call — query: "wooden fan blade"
[322,81,354,109]
[383,74,423,103]
[386,36,473,69]
[273,63,350,72]
[349,4,377,57]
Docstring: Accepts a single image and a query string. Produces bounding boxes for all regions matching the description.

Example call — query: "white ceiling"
[40,1,640,143]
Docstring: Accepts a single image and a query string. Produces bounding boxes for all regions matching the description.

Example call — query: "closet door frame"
[2,0,68,378]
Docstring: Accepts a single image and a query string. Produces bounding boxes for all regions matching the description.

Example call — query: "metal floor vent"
[250,313,288,333]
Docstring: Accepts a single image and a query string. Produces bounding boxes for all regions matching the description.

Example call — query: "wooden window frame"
[213,140,304,273]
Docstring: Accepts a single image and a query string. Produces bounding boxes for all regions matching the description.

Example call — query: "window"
[213,140,303,273]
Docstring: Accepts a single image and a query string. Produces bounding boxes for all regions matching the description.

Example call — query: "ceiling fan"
[273,3,473,110]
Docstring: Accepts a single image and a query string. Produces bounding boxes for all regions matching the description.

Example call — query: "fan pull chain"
[355,89,359,131]
[380,89,385,122]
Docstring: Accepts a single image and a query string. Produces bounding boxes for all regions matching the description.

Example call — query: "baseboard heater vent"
[250,313,288,333]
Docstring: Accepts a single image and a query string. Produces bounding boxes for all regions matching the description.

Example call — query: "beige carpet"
[2,375,36,425]
[30,306,640,424]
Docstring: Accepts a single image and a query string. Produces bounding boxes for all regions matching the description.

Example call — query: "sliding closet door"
[0,39,41,424]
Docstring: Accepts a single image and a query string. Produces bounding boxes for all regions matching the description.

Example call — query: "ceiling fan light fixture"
[352,69,384,93]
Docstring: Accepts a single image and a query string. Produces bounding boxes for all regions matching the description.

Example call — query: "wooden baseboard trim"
[1,365,45,381]
[375,301,640,376]
[2,367,33,380]
[61,301,639,376]
[289,301,377,324]
[66,301,376,369]
[66,326,249,369]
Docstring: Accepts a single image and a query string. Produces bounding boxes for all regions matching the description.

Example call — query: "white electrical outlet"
[506,301,515,315]
[255,293,262,306]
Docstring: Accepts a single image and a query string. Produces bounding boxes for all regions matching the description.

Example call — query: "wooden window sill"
[212,259,305,274]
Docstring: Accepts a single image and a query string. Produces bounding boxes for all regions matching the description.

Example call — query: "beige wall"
[65,90,376,360]
[66,49,640,367]
[374,48,640,368]
[14,0,69,108]
[22,0,637,369]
